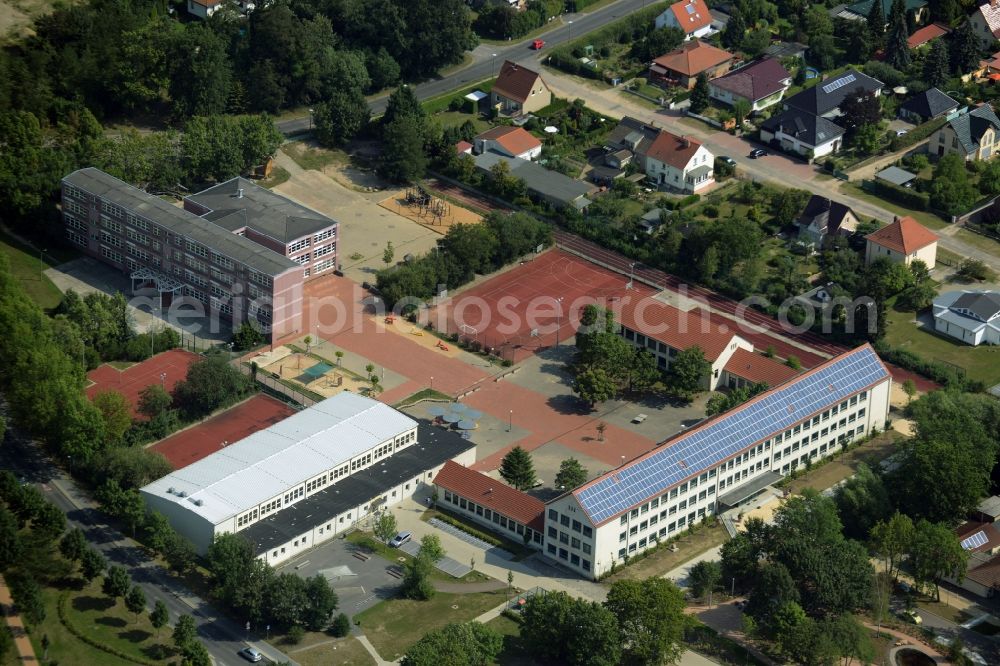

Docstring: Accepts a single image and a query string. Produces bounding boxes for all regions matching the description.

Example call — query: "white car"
[238,647,263,662]
[389,531,412,548]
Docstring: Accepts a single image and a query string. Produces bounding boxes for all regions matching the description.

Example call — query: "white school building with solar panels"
[141,392,475,565]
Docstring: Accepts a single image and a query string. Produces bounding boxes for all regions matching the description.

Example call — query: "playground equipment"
[403,186,451,225]
[436,340,450,351]
[385,315,395,324]
[409,326,424,336]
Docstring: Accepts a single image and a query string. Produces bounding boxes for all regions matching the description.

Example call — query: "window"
[314,228,336,242]
[186,241,208,258]
[582,525,593,538]
[288,237,311,253]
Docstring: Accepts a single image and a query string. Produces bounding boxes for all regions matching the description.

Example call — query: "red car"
[532,39,545,50]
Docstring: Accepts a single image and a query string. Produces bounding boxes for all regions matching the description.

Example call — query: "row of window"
[237,508,259,527]
[66,215,87,232]
[545,544,592,571]
[101,217,123,234]
[64,200,87,217]
[186,240,208,258]
[283,487,304,504]
[314,258,336,274]
[249,270,273,288]
[101,231,124,249]
[288,237,311,253]
[547,526,594,554]
[127,244,149,263]
[67,229,87,247]
[314,243,335,258]
[547,510,594,538]
[442,491,543,543]
[313,228,336,242]
[101,246,125,265]
[127,228,149,246]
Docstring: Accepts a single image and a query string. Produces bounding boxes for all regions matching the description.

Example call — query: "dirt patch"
[378,192,483,234]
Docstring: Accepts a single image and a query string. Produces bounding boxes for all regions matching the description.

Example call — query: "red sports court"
[150,394,297,470]
[86,349,200,418]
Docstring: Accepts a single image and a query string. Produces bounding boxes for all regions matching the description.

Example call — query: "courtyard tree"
[689,74,710,114]
[103,565,131,605]
[668,346,710,399]
[869,512,915,581]
[383,241,395,268]
[604,577,687,665]
[910,520,968,600]
[554,458,588,490]
[59,528,88,563]
[521,591,620,666]
[374,511,398,545]
[833,463,890,541]
[402,622,503,666]
[92,390,133,445]
[688,560,723,599]
[150,600,169,637]
[125,585,147,624]
[499,446,537,491]
[173,614,197,650]
[79,548,107,584]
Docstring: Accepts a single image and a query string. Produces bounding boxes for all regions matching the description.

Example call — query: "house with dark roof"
[648,40,734,90]
[783,69,884,119]
[839,0,928,26]
[759,108,846,158]
[929,103,1000,161]
[945,521,1000,597]
[933,290,1000,346]
[473,152,594,210]
[865,215,938,269]
[708,58,792,112]
[971,0,1000,47]
[899,87,959,123]
[655,0,714,39]
[491,61,552,116]
[796,195,860,245]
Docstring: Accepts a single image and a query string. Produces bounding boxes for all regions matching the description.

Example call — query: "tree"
[314,90,370,146]
[949,20,982,75]
[839,88,882,138]
[902,378,917,403]
[137,384,173,421]
[31,501,66,542]
[688,560,723,599]
[867,0,886,45]
[957,258,996,282]
[125,585,147,624]
[401,552,435,600]
[0,507,21,571]
[554,458,588,490]
[869,512,915,581]
[172,352,250,419]
[923,38,951,88]
[910,520,968,599]
[604,578,686,666]
[169,24,232,118]
[574,367,617,407]
[383,241,395,268]
[150,600,169,638]
[91,390,133,445]
[374,512,398,545]
[182,638,212,666]
[331,612,351,637]
[720,517,771,592]
[521,591,620,666]
[928,154,979,216]
[207,533,272,624]
[418,534,445,563]
[173,614,198,649]
[668,346,710,398]
[884,9,912,71]
[59,527,88,563]
[232,322,265,352]
[103,565,131,605]
[383,86,426,128]
[833,463,890,541]
[733,99,752,127]
[441,223,499,278]
[722,8,747,50]
[689,74,710,114]
[80,548,107,584]
[9,575,45,626]
[378,114,429,183]
[402,622,504,666]
[499,446,536,491]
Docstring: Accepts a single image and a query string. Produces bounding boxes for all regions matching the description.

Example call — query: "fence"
[239,364,317,408]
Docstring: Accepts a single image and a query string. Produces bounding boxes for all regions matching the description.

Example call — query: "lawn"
[260,165,292,189]
[0,230,65,310]
[290,636,375,666]
[885,308,1000,386]
[354,589,508,660]
[283,142,349,172]
[914,597,975,625]
[345,530,495,583]
[838,183,948,230]
[784,431,902,496]
[393,388,455,408]
[952,226,1000,258]
[423,81,494,116]
[604,522,728,583]
[484,614,536,665]
[431,111,490,134]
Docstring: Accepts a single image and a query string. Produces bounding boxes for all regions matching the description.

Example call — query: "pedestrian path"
[428,517,514,561]
[0,573,39,664]
[399,538,473,577]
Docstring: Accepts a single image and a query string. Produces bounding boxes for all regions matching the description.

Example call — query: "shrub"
[434,511,503,547]
[702,204,720,218]
[870,179,930,210]
[286,625,305,645]
[330,613,351,638]
[890,116,947,151]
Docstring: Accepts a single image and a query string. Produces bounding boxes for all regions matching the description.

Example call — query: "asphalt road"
[276,0,655,134]
[0,430,292,666]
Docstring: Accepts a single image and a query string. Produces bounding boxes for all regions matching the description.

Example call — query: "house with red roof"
[907,22,950,49]
[864,216,939,269]
[433,460,545,549]
[473,126,542,160]
[708,58,792,113]
[971,0,1000,47]
[641,130,715,192]
[490,61,552,117]
[187,0,223,18]
[649,40,734,90]
[655,0,714,40]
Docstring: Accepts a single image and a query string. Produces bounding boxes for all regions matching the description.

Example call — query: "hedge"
[873,340,984,392]
[869,178,930,210]
[889,116,948,152]
[433,511,503,547]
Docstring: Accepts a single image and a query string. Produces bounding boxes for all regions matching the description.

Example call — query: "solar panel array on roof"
[822,73,856,95]
[962,531,988,550]
[574,346,888,525]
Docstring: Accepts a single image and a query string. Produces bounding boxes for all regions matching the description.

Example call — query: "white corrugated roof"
[141,393,416,524]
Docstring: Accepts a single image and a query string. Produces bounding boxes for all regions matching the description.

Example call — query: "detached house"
[759,109,845,158]
[783,69,884,119]
[655,0,714,40]
[898,87,959,123]
[864,216,938,269]
[971,0,1000,47]
[473,126,542,160]
[796,196,859,245]
[930,104,1000,161]
[649,40,734,90]
[604,117,714,192]
[491,61,552,117]
[708,58,792,113]
[933,290,1000,346]
[187,0,222,18]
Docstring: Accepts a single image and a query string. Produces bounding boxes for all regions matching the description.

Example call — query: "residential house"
[604,117,714,192]
[759,108,846,158]
[187,0,223,19]
[933,290,1000,346]
[980,51,1000,79]
[906,22,950,49]
[946,521,1000,597]
[655,0,714,39]
[971,0,1000,47]
[838,0,928,26]
[708,58,792,113]
[796,196,860,245]
[491,61,552,116]
[929,104,1000,161]
[648,40,734,90]
[473,152,594,210]
[976,496,1000,524]
[864,215,938,269]
[783,69,884,119]
[455,141,473,155]
[473,126,542,160]
[898,87,959,123]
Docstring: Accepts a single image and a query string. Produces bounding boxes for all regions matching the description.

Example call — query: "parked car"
[899,609,922,625]
[895,129,909,137]
[389,531,412,548]
[748,148,768,159]
[718,156,736,166]
[897,580,913,594]
[532,39,545,50]
[238,647,263,662]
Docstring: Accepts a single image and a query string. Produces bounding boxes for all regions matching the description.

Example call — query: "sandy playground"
[378,190,482,234]
[250,346,376,399]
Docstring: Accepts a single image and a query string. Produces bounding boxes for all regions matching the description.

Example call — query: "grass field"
[283,142,350,172]
[838,183,948,230]
[260,165,292,189]
[431,111,490,134]
[784,431,902,496]
[953,226,1000,257]
[0,231,64,310]
[604,522,728,583]
[484,614,536,665]
[354,589,508,660]
[288,636,375,666]
[885,308,1000,386]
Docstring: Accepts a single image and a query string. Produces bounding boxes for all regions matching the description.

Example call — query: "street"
[0,430,295,666]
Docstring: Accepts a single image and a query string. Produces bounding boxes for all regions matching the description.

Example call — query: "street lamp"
[627,262,636,290]
[308,108,314,131]
[567,20,573,43]
[39,248,47,280]
[554,296,565,346]
[430,376,434,391]
[491,53,498,78]
[508,409,513,432]
[160,372,167,387]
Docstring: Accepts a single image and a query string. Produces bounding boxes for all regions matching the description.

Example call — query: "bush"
[330,613,351,637]
[890,116,948,151]
[957,258,996,282]
[870,179,930,210]
[873,340,984,391]
[677,193,701,208]
[286,625,305,645]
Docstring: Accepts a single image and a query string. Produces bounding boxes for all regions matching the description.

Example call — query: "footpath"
[0,573,38,663]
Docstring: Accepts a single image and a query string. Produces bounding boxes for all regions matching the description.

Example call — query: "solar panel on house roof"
[686,4,696,12]
[575,346,888,525]
[962,531,988,550]
[822,73,856,95]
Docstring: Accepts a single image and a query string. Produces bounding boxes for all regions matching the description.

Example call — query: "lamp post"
[160,372,167,388]
[308,108,314,131]
[39,248,47,280]
[554,296,565,346]
[491,53,498,78]
[567,20,573,43]
[508,409,513,432]
[430,376,434,391]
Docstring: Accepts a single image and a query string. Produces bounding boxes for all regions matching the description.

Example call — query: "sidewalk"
[0,574,38,664]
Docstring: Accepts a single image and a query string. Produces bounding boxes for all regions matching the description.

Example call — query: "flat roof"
[875,166,916,186]
[241,424,475,554]
[141,393,417,525]
[186,177,337,244]
[717,470,782,507]
[63,168,299,277]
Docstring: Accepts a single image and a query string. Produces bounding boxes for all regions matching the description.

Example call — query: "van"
[389,531,412,548]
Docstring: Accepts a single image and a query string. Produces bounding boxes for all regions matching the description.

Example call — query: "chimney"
[680,136,690,148]
[237,188,244,199]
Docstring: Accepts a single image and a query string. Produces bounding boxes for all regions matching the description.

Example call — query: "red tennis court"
[86,349,201,418]
[150,395,297,470]
[431,250,657,362]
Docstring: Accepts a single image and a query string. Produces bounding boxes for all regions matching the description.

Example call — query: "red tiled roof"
[865,216,939,254]
[977,0,1000,40]
[493,61,546,104]
[643,130,702,170]
[475,126,541,156]
[669,0,712,34]
[652,40,733,77]
[724,348,800,386]
[907,23,949,49]
[957,521,1000,554]
[617,297,737,361]
[456,141,473,154]
[434,461,545,531]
